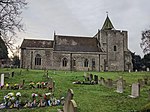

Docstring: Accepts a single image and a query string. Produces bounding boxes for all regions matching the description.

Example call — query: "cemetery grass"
[0,68,150,112]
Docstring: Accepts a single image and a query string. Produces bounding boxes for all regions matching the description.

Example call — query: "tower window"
[114,45,117,51]
[62,58,68,67]
[84,59,89,67]
[35,54,41,65]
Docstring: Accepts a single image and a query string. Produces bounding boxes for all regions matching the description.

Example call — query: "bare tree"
[140,29,150,54]
[0,0,27,55]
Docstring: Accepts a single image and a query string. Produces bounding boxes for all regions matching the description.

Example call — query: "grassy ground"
[0,68,150,112]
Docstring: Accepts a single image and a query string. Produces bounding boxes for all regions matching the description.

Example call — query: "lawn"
[0,68,150,112]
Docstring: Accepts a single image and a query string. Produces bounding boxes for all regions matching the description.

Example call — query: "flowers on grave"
[14,84,19,89]
[5,83,10,89]
[1,92,62,109]
[16,92,21,97]
[36,82,41,88]
[29,81,35,89]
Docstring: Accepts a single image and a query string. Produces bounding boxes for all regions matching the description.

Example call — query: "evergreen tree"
[142,53,150,69]
[0,36,8,59]
[12,55,20,67]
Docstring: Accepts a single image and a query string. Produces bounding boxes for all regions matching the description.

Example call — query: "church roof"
[54,35,101,52]
[21,39,54,48]
[102,15,115,30]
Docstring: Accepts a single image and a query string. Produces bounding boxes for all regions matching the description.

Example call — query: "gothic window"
[62,58,67,67]
[114,45,117,51]
[35,54,41,65]
[84,59,89,67]
[92,59,95,68]
[73,59,76,67]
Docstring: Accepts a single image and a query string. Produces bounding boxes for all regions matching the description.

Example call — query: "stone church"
[20,16,133,71]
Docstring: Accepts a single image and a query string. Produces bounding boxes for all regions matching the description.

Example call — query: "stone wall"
[97,30,132,71]
[21,48,53,69]
[53,52,106,71]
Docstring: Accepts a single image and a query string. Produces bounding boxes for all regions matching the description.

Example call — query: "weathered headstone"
[100,77,105,86]
[89,74,93,81]
[128,69,131,73]
[4,72,10,78]
[47,77,55,92]
[107,78,113,88]
[68,100,77,112]
[84,73,90,81]
[94,75,98,84]
[138,79,145,87]
[63,89,74,112]
[12,71,14,77]
[147,68,150,72]
[129,83,140,98]
[1,74,4,86]
[116,78,124,93]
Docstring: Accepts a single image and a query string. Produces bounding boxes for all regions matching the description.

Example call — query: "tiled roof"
[21,39,53,48]
[54,35,101,52]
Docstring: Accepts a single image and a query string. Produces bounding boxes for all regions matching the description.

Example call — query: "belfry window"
[62,58,68,67]
[114,45,117,51]
[84,59,89,67]
[35,54,41,65]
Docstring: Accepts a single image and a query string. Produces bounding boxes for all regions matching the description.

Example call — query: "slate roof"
[102,15,115,30]
[21,39,54,48]
[54,35,101,52]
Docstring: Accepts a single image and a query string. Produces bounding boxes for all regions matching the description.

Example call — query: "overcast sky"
[17,0,150,57]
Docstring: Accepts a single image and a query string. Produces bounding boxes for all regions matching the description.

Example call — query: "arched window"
[92,59,95,68]
[35,54,41,65]
[84,59,89,67]
[73,59,76,67]
[114,45,117,51]
[62,58,67,67]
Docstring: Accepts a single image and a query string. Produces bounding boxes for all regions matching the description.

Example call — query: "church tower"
[95,15,133,71]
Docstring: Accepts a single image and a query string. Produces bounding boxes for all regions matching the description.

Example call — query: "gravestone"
[1,74,4,86]
[89,74,93,81]
[63,89,74,112]
[116,78,123,93]
[100,77,105,86]
[84,73,90,81]
[128,69,131,73]
[129,83,140,98]
[107,78,113,88]
[12,71,14,77]
[94,75,98,84]
[147,68,150,72]
[138,79,145,87]
[47,77,55,91]
[4,72,10,78]
[68,100,77,112]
